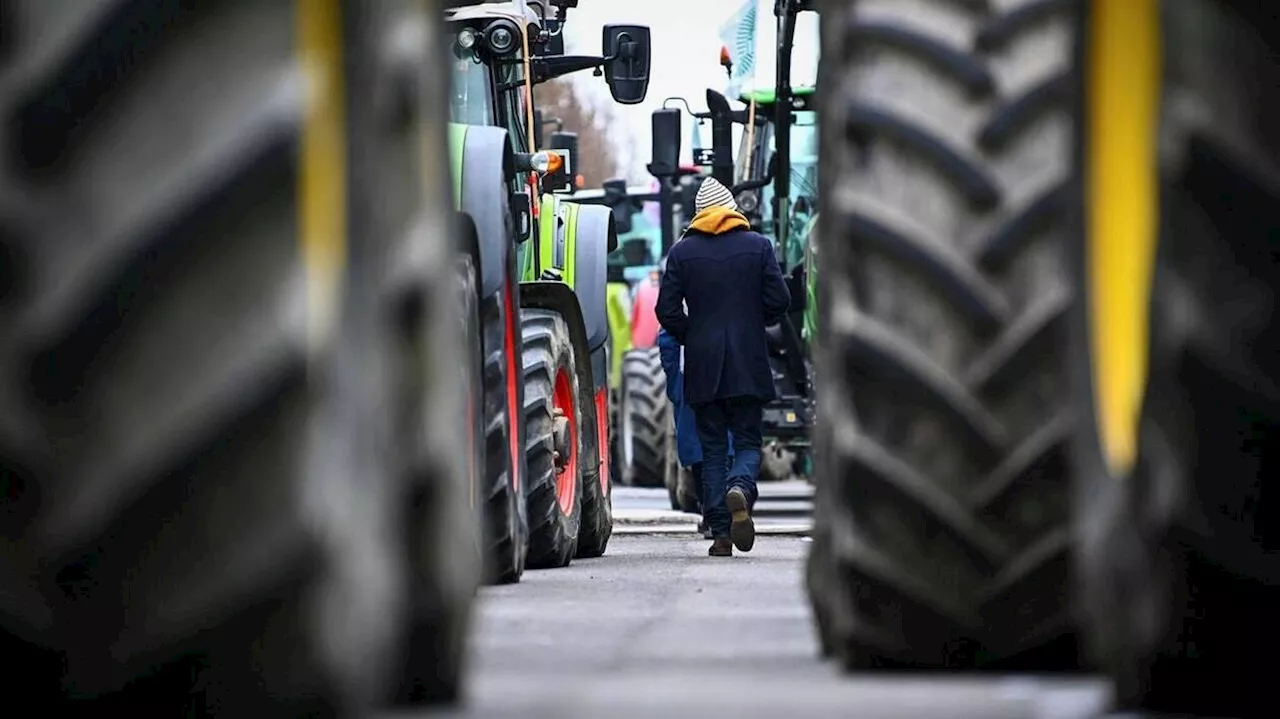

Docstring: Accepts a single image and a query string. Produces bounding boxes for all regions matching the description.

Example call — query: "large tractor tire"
[663,429,681,510]
[574,345,613,559]
[674,465,701,514]
[521,309,585,568]
[0,0,477,713]
[478,267,528,584]
[619,347,671,487]
[1071,2,1279,716]
[809,0,1075,668]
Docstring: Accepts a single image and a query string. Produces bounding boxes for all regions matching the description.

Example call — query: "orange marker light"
[575,174,585,188]
[546,152,564,174]
[719,45,731,68]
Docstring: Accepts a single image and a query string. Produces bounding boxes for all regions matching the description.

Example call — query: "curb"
[613,523,813,536]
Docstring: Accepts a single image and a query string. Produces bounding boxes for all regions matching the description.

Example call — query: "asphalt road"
[418,535,1116,719]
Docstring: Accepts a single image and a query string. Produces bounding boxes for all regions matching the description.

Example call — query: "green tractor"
[724,83,819,482]
[445,0,651,581]
[728,1,818,483]
[650,0,820,484]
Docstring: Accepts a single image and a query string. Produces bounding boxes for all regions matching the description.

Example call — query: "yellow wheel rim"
[1084,0,1162,478]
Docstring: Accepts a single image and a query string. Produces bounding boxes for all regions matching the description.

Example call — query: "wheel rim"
[553,368,577,515]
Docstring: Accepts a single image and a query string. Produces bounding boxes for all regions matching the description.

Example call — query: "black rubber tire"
[521,308,584,568]
[392,251,484,706]
[760,442,793,483]
[1072,2,1280,716]
[478,270,528,584]
[575,346,613,559]
[619,347,670,488]
[809,0,1076,669]
[664,433,681,510]
[676,465,701,514]
[0,1,474,713]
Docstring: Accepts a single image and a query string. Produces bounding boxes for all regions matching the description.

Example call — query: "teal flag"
[719,0,758,99]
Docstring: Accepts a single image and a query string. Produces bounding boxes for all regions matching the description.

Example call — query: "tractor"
[648,0,820,485]
[445,0,651,580]
[719,1,819,483]
[0,0,477,712]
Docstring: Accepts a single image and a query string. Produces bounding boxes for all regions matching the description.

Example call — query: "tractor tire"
[521,309,584,568]
[0,0,475,713]
[1071,2,1280,716]
[575,349,612,559]
[619,347,670,488]
[760,442,794,483]
[676,465,701,515]
[664,433,681,510]
[809,0,1075,668]
[390,254,487,706]
[477,269,528,584]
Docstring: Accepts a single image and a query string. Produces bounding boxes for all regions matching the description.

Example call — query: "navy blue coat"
[656,207,791,406]
[658,328,734,466]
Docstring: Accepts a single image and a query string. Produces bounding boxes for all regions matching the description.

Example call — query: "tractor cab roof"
[737,85,817,109]
[573,185,659,202]
[445,1,543,30]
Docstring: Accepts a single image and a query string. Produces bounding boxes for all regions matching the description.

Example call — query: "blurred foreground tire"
[808,0,1077,668]
[0,0,477,714]
[1071,1,1280,716]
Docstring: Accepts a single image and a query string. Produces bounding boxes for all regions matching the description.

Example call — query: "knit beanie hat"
[693,177,739,214]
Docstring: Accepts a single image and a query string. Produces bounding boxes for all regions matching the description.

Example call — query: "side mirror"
[543,149,574,193]
[510,191,532,243]
[648,108,681,178]
[547,131,578,193]
[601,178,633,234]
[602,25,650,105]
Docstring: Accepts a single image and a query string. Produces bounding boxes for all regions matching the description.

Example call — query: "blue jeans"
[692,397,763,538]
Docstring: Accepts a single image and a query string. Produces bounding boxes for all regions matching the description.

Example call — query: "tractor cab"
[446,0,652,258]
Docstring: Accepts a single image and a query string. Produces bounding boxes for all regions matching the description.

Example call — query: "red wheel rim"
[553,369,577,515]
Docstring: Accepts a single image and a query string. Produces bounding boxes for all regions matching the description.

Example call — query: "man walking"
[655,177,791,556]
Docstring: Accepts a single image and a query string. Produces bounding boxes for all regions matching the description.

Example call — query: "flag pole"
[740,0,760,183]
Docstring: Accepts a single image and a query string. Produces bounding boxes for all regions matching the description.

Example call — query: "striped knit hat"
[694,177,739,214]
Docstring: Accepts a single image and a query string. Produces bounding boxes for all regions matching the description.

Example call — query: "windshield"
[450,41,495,125]
[608,201,663,283]
[739,111,817,268]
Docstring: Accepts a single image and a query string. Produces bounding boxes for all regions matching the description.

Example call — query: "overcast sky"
[558,0,819,182]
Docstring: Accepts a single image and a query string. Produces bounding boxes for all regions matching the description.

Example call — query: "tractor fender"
[454,123,516,299]
[521,281,597,396]
[567,203,617,354]
[606,281,634,390]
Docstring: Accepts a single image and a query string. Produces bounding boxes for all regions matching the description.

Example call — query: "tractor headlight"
[457,27,478,50]
[736,190,759,214]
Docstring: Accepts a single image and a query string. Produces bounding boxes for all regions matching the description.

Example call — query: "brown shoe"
[726,487,755,552]
[708,537,732,557]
